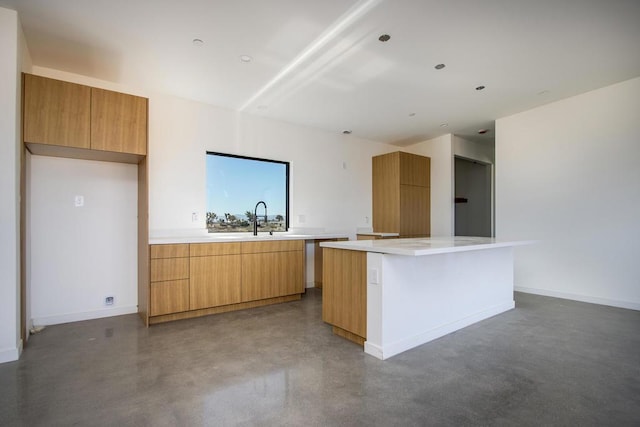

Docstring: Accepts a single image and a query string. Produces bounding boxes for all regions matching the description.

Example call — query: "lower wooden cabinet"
[242,250,304,301]
[322,248,367,344]
[150,279,189,316]
[148,239,305,324]
[190,254,242,309]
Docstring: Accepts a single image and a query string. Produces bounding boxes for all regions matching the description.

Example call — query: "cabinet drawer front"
[150,258,189,282]
[190,242,242,257]
[150,279,189,316]
[241,239,304,254]
[150,244,189,259]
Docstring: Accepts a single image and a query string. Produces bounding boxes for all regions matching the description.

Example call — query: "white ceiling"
[3,0,640,146]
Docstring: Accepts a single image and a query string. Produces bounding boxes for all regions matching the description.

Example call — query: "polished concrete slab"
[1,290,639,426]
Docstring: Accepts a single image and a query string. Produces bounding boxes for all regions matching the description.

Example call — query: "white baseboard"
[0,346,20,364]
[515,286,640,311]
[367,301,515,360]
[32,305,138,326]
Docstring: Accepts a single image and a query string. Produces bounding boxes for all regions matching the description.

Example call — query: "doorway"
[454,157,492,237]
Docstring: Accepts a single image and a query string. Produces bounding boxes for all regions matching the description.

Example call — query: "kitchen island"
[320,237,532,360]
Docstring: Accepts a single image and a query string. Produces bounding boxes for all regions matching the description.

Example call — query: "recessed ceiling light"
[342,130,352,134]
[435,64,446,70]
[478,129,489,134]
[440,123,449,127]
[240,55,253,63]
[475,85,486,91]
[192,38,204,46]
[378,34,391,42]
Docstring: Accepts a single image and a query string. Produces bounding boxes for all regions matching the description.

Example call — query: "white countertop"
[320,236,533,256]
[150,232,350,245]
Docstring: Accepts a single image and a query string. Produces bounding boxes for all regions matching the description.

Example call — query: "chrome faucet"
[253,201,267,236]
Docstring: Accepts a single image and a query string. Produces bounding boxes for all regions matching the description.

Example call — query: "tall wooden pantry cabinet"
[372,151,430,237]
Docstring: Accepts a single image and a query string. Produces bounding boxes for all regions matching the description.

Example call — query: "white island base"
[321,237,530,360]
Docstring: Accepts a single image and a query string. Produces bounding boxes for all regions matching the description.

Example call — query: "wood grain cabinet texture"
[189,243,242,310]
[91,88,147,155]
[241,240,304,301]
[313,238,348,288]
[149,244,189,317]
[373,151,430,238]
[148,240,305,324]
[322,248,367,344]
[22,73,148,161]
[23,73,91,149]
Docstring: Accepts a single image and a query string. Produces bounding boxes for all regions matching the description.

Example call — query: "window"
[206,152,289,233]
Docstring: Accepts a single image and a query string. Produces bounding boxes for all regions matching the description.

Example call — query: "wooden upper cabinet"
[399,151,430,187]
[91,88,147,155]
[23,74,91,149]
[22,73,148,160]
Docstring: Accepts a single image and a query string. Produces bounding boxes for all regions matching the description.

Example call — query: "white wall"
[453,135,495,164]
[408,134,454,237]
[148,92,393,235]
[0,7,21,363]
[30,156,139,325]
[496,77,640,310]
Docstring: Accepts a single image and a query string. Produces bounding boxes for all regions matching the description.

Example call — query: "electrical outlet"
[192,212,199,222]
[74,195,84,207]
[105,296,114,306]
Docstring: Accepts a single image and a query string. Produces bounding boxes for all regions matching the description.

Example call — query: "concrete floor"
[1,290,639,426]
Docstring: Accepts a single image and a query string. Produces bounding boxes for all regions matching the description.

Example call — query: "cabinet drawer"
[241,239,304,254]
[150,244,189,259]
[190,242,242,257]
[150,279,189,316]
[150,257,189,282]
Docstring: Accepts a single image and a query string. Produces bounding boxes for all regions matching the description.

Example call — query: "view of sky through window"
[206,152,288,232]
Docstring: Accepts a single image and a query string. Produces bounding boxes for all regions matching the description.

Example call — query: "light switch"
[74,195,84,207]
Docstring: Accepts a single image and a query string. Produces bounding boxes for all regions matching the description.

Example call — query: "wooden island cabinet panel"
[91,88,148,155]
[23,73,91,149]
[322,248,367,344]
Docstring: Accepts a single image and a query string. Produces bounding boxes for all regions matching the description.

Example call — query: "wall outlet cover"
[105,296,114,306]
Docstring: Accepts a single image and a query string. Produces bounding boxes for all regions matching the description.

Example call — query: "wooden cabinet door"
[91,88,147,155]
[190,255,242,310]
[400,185,430,237]
[150,279,189,316]
[23,74,91,148]
[399,152,430,187]
[242,250,304,302]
